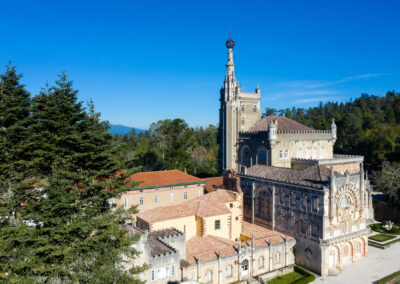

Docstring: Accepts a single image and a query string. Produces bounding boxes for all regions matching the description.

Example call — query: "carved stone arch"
[240,144,252,167]
[335,184,360,222]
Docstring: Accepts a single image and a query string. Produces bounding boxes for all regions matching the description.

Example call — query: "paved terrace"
[313,241,400,284]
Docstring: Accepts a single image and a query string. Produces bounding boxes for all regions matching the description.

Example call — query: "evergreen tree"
[0,72,146,283]
[0,64,32,221]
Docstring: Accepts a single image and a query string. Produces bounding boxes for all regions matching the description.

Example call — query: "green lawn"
[267,271,304,284]
[266,266,315,284]
[369,234,397,242]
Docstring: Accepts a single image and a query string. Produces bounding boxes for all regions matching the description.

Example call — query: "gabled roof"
[137,190,236,223]
[126,170,205,190]
[245,164,336,189]
[248,116,313,132]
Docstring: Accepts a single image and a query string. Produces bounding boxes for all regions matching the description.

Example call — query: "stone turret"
[268,120,277,147]
[330,119,337,141]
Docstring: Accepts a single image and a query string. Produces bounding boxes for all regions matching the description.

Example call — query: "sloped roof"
[185,221,291,264]
[248,116,313,132]
[137,190,236,223]
[245,164,335,189]
[202,176,224,193]
[126,170,205,189]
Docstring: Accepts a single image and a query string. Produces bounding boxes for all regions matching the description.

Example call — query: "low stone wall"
[258,265,294,282]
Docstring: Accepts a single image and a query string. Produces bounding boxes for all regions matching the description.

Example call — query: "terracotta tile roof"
[245,164,336,189]
[126,170,205,189]
[203,176,224,193]
[137,190,236,223]
[248,116,313,132]
[185,222,291,264]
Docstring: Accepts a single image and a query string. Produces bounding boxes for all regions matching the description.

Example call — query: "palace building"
[218,38,374,276]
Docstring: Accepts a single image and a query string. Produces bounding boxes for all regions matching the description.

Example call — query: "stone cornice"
[319,228,370,246]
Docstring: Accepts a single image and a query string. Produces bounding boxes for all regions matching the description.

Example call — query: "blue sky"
[1,0,399,129]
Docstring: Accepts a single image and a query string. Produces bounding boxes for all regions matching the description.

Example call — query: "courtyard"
[313,241,400,283]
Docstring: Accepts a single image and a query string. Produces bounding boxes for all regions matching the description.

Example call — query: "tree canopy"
[0,66,146,283]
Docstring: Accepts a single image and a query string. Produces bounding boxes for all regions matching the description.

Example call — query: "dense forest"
[114,120,219,177]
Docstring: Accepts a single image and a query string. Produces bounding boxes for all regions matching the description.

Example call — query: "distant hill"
[109,124,146,135]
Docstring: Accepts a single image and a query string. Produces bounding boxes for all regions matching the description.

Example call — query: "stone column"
[272,185,276,230]
[197,255,201,282]
[238,239,242,281]
[284,236,288,266]
[360,163,365,214]
[251,235,255,277]
[218,250,222,284]
[252,181,255,224]
[329,167,335,223]
[321,245,328,277]
[269,239,273,272]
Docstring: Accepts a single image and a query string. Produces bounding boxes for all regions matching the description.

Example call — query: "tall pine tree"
[0,72,146,283]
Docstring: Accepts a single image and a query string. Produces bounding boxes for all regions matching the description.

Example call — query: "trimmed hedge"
[377,270,400,284]
[292,266,315,284]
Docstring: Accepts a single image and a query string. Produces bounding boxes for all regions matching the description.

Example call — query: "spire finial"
[225,32,235,49]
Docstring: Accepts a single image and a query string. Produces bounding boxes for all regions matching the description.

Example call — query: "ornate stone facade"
[218,38,374,276]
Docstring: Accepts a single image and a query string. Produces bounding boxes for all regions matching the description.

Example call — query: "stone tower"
[219,38,261,174]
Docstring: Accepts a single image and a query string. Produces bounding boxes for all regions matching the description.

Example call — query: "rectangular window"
[306,149,310,158]
[168,266,175,277]
[241,104,245,112]
[330,227,334,237]
[155,194,159,204]
[124,198,129,208]
[198,189,202,197]
[215,220,221,230]
[151,270,157,281]
[253,104,257,112]
[296,149,302,158]
[170,192,174,202]
[108,199,115,208]
[320,148,324,159]
[312,197,318,211]
[341,222,345,234]
[346,221,349,233]
[184,191,188,200]
[280,150,283,159]
[275,252,280,264]
[139,196,144,205]
[170,186,173,190]
[285,150,289,159]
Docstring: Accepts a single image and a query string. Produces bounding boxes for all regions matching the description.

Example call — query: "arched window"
[205,269,213,283]
[241,117,245,125]
[240,145,251,167]
[257,146,267,165]
[226,265,232,278]
[258,256,264,268]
